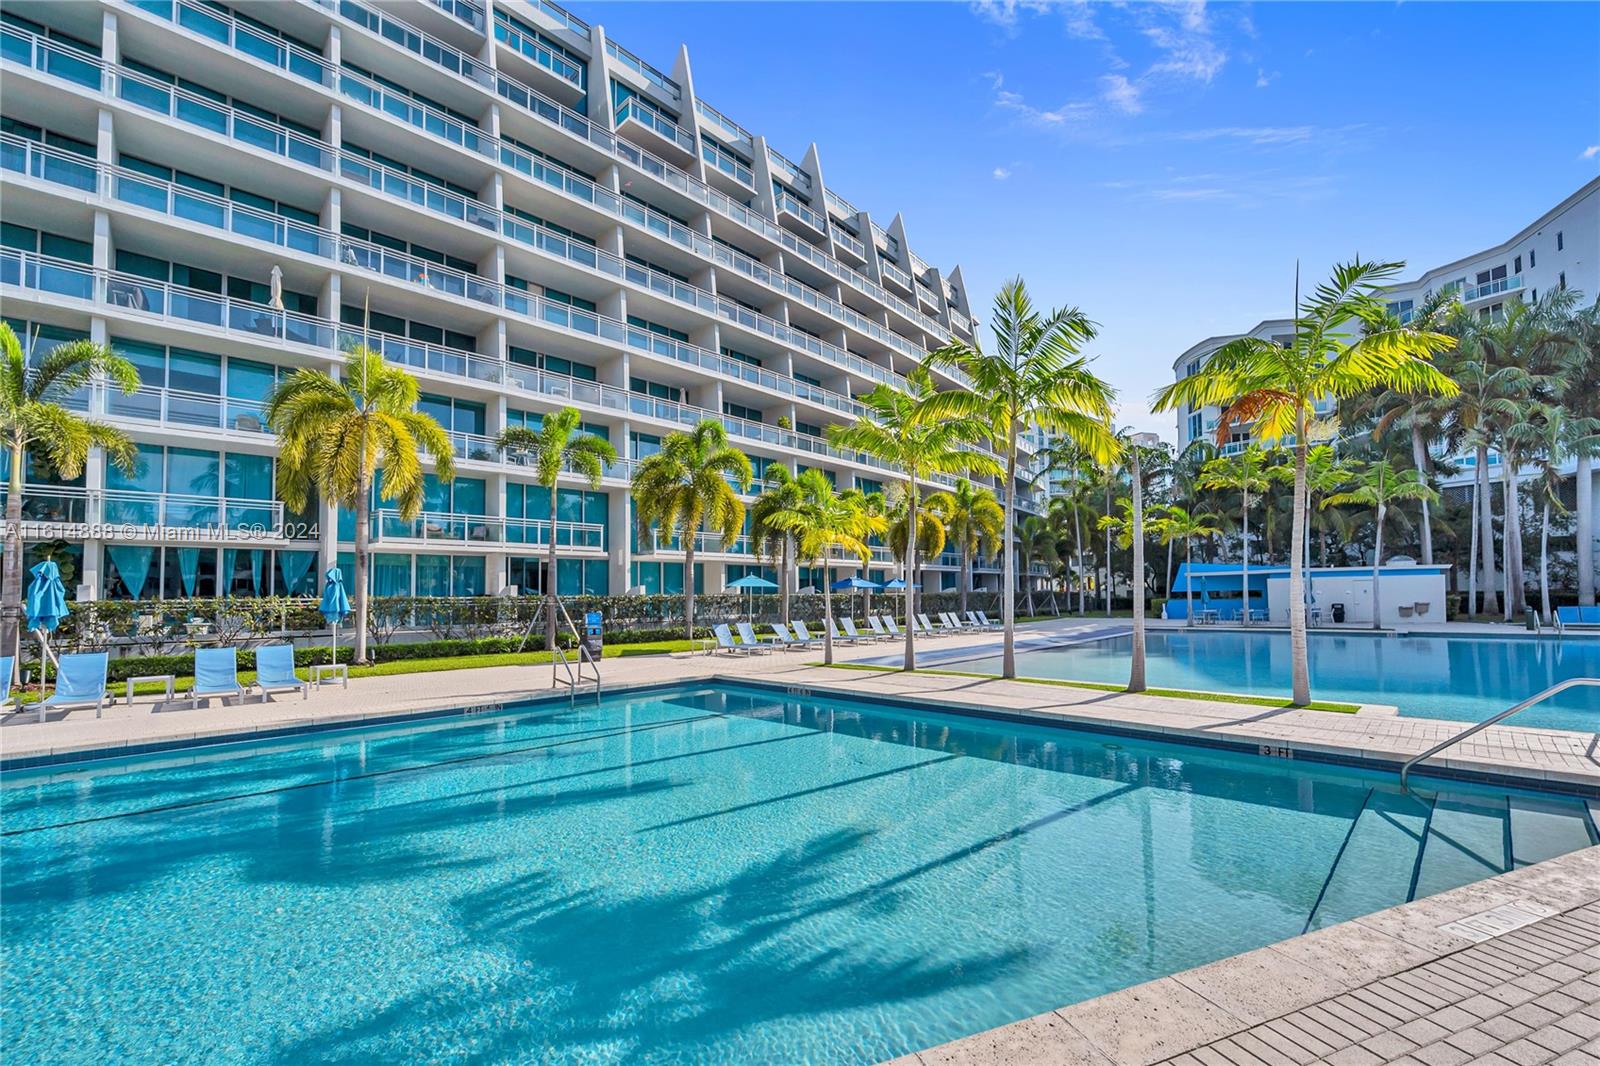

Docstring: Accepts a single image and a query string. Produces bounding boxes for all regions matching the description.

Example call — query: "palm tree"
[749,464,805,624]
[1197,448,1271,624]
[1151,505,1224,626]
[268,345,456,664]
[926,278,1117,678]
[495,406,617,653]
[1556,298,1600,604]
[1525,403,1571,625]
[1321,459,1439,629]
[828,367,996,671]
[0,324,140,660]
[768,470,884,665]
[631,420,752,641]
[923,478,1002,616]
[885,483,946,591]
[1154,259,1457,704]
[1016,515,1058,617]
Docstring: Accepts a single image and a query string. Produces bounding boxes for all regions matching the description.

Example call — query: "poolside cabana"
[1170,561,1450,626]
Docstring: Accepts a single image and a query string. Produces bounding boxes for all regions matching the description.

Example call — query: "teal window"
[723,401,762,423]
[626,316,689,343]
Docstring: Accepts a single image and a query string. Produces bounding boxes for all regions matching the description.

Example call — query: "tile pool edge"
[724,675,1600,800]
[901,843,1600,1066]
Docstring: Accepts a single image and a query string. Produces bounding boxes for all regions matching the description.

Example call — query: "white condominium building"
[1172,177,1600,475]
[0,0,1040,603]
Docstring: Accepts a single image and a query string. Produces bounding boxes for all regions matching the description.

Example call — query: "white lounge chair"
[735,621,775,654]
[967,611,998,630]
[865,616,893,640]
[938,612,966,633]
[880,615,905,637]
[915,613,946,637]
[793,620,822,646]
[711,623,749,655]
[827,618,864,645]
[842,618,883,643]
[772,622,813,650]
[975,611,1002,629]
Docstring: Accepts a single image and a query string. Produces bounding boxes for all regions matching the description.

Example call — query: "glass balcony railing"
[338,66,493,158]
[694,100,753,153]
[102,382,271,434]
[112,65,333,170]
[604,40,679,101]
[370,509,603,547]
[324,0,492,88]
[532,0,589,40]
[774,189,827,235]
[336,148,496,229]
[824,189,858,221]
[0,134,98,191]
[337,237,500,307]
[426,0,485,33]
[830,225,866,259]
[492,13,582,87]
[1463,275,1523,302]
[766,149,811,192]
[127,0,332,86]
[614,99,694,155]
[878,257,913,292]
[0,25,105,89]
[700,137,753,188]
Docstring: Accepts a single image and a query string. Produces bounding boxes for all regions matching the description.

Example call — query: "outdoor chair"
[965,611,996,629]
[39,652,109,722]
[827,618,864,645]
[865,616,892,640]
[1413,602,1430,618]
[254,644,309,700]
[189,647,250,707]
[880,615,904,637]
[0,655,12,714]
[770,622,809,650]
[975,611,1001,628]
[841,618,883,642]
[735,622,775,654]
[937,613,965,632]
[712,624,750,655]
[916,613,946,636]
[1398,604,1414,619]
[793,620,821,646]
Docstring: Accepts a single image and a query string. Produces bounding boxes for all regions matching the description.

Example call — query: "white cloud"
[1255,68,1277,89]
[992,166,1013,180]
[1100,74,1143,115]
[969,0,1052,33]
[1582,145,1600,160]
[1169,125,1318,145]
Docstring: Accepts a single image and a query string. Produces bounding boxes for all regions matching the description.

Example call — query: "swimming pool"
[954,630,1600,731]
[4,683,1595,1064]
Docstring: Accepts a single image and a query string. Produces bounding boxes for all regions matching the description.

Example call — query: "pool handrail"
[1399,677,1600,792]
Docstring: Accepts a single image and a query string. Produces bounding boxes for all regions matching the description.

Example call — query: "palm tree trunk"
[1104,486,1112,617]
[1289,422,1311,706]
[1240,489,1251,626]
[1024,549,1036,617]
[903,479,917,671]
[1476,446,1500,616]
[354,470,371,664]
[1540,499,1552,625]
[1184,539,1194,627]
[1074,508,1086,615]
[1165,538,1174,601]
[2,439,25,665]
[683,538,697,641]
[1412,425,1434,565]
[1578,453,1595,606]
[1467,482,1479,617]
[781,536,793,625]
[1001,437,1018,679]
[1501,462,1520,618]
[822,579,835,665]
[546,483,559,654]
[1371,500,1385,631]
[1128,450,1146,692]
[959,541,970,616]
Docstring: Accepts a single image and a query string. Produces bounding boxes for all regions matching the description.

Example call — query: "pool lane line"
[1,711,732,838]
[638,752,965,832]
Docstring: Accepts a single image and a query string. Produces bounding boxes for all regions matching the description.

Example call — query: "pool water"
[956,631,1600,731]
[3,684,1595,1065]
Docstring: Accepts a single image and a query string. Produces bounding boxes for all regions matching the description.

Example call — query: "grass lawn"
[818,661,1361,713]
[18,640,699,701]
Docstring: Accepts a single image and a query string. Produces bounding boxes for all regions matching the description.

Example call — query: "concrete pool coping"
[893,846,1600,1066]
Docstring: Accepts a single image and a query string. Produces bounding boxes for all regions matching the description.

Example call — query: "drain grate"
[1438,900,1558,943]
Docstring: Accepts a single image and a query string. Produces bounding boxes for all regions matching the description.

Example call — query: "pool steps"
[1305,789,1596,931]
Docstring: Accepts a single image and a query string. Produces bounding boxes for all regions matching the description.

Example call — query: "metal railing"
[1399,678,1600,791]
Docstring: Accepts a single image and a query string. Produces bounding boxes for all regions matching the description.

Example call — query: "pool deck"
[4,622,1598,1065]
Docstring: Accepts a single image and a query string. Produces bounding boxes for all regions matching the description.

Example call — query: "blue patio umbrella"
[320,566,351,666]
[25,560,69,683]
[832,576,881,618]
[726,574,778,620]
[882,578,907,590]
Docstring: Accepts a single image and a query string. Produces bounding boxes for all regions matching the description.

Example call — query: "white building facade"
[0,0,1039,603]
[1172,177,1600,464]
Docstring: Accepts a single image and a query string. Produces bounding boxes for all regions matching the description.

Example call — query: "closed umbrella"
[25,559,69,687]
[726,574,778,621]
[269,265,285,310]
[319,566,351,666]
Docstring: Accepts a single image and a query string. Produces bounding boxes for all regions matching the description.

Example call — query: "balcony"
[320,0,493,91]
[371,510,604,548]
[774,189,829,244]
[338,66,495,160]
[830,225,866,262]
[127,0,334,86]
[614,98,696,164]
[9,486,289,541]
[492,12,584,103]
[102,382,271,435]
[700,137,754,191]
[877,257,913,295]
[694,100,753,155]
[1463,275,1523,303]
[604,40,679,103]
[112,64,333,170]
[0,24,104,90]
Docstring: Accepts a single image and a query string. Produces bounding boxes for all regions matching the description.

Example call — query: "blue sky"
[581,1,1600,439]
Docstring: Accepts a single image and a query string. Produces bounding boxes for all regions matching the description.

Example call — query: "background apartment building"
[0,0,1045,603]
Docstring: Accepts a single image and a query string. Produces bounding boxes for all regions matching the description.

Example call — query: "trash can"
[1331,603,1346,624]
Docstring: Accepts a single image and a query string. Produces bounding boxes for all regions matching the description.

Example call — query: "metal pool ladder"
[1399,677,1600,792]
